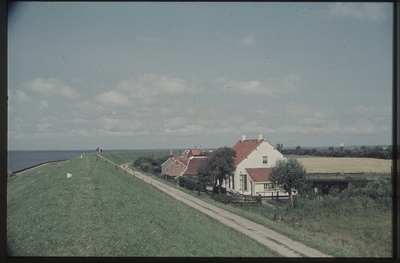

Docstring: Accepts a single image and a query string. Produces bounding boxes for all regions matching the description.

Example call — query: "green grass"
[140,168,392,258]
[99,150,177,165]
[7,153,281,257]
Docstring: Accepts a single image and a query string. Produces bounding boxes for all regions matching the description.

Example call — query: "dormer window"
[263,156,268,164]
[176,162,179,167]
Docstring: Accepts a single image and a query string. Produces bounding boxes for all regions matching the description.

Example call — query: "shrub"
[140,162,153,172]
[178,176,205,192]
[212,194,236,204]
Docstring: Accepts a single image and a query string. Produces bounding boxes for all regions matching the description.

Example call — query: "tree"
[197,147,236,194]
[270,158,308,208]
[276,143,283,152]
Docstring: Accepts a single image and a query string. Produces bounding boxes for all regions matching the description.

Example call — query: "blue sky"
[8,2,393,150]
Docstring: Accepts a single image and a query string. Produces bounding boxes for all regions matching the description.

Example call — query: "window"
[175,162,179,167]
[263,156,268,164]
[264,183,272,190]
[240,174,243,190]
[244,174,247,190]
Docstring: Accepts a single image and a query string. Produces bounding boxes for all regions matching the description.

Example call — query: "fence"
[256,191,289,200]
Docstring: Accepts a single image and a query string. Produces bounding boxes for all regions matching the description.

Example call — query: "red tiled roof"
[173,156,189,166]
[231,139,264,166]
[245,168,272,182]
[183,157,206,176]
[190,147,206,156]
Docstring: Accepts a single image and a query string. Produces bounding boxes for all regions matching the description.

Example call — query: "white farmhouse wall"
[255,183,265,193]
[228,140,285,195]
[161,157,174,174]
[236,141,285,172]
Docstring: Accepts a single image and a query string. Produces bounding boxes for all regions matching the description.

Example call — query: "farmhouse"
[224,134,289,197]
[161,147,207,178]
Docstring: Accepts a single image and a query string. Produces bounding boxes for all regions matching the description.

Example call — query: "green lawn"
[7,153,281,257]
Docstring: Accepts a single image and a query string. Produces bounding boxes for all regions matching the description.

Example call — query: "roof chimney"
[242,135,246,142]
[258,134,263,142]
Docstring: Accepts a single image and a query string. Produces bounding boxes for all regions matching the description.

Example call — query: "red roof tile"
[245,168,272,182]
[231,139,264,166]
[190,147,206,156]
[183,157,206,176]
[173,156,189,166]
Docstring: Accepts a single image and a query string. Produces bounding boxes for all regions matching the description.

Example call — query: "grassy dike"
[7,153,281,257]
[127,162,392,257]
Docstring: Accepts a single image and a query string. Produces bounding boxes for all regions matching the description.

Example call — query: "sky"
[7,2,393,151]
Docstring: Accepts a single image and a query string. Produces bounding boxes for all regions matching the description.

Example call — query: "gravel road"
[119,162,332,258]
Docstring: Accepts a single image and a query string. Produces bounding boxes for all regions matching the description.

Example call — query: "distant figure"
[96,147,100,153]
[100,149,102,153]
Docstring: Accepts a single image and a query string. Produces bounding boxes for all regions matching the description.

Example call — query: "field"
[7,153,281,257]
[297,157,392,174]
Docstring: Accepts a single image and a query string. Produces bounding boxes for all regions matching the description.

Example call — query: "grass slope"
[100,150,176,166]
[139,169,392,258]
[7,153,281,257]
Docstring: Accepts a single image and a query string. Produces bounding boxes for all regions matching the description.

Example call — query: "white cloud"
[37,123,51,132]
[66,118,87,124]
[240,35,255,45]
[163,123,204,136]
[326,3,389,21]
[118,74,193,95]
[112,74,196,106]
[24,78,79,99]
[75,100,109,116]
[96,116,143,132]
[352,105,391,116]
[95,90,131,107]
[39,100,49,109]
[160,107,175,116]
[277,115,389,137]
[67,129,90,138]
[284,102,312,117]
[214,74,301,97]
[15,90,29,102]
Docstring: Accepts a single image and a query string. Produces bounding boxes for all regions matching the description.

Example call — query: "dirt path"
[117,162,331,258]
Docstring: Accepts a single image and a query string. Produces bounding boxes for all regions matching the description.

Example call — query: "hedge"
[178,176,205,192]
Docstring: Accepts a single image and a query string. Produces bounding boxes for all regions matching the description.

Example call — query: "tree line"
[280,145,392,159]
[133,154,170,173]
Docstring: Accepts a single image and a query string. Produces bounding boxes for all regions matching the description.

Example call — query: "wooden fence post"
[116,165,117,170]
